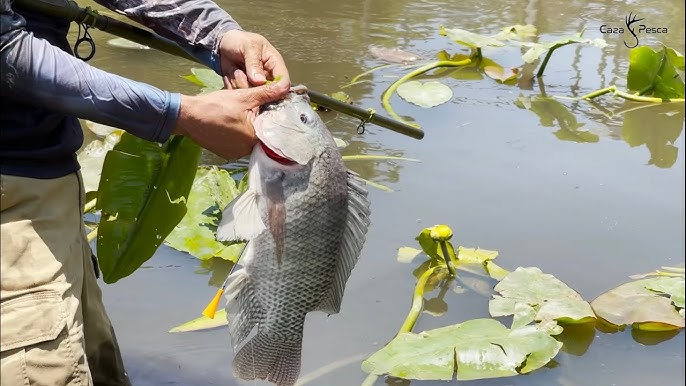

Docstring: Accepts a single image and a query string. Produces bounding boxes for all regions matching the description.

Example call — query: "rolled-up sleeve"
[1,1,179,143]
[94,0,242,73]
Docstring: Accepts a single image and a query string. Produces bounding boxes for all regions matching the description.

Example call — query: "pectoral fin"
[217,189,266,242]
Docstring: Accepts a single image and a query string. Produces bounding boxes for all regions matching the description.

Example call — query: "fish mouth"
[259,141,296,165]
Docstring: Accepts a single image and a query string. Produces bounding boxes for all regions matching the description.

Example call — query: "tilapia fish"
[216,85,371,386]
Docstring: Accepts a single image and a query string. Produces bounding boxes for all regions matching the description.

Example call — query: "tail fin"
[232,331,303,386]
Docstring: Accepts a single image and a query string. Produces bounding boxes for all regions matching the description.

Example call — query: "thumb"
[244,43,267,84]
[241,82,289,107]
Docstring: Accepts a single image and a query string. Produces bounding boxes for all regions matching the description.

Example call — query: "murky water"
[74,0,684,384]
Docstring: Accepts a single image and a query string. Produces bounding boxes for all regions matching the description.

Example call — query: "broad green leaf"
[621,103,684,168]
[457,247,499,265]
[169,310,228,332]
[490,267,596,324]
[165,166,246,262]
[107,38,150,50]
[181,74,205,87]
[521,35,607,64]
[591,277,685,330]
[483,65,519,83]
[627,46,685,98]
[397,81,453,108]
[77,130,122,193]
[439,26,506,48]
[396,247,422,263]
[362,319,562,381]
[188,67,224,91]
[96,134,201,283]
[493,24,538,41]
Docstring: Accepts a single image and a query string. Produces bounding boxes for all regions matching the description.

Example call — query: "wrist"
[173,94,199,136]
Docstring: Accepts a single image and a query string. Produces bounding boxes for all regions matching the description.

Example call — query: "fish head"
[254,85,333,166]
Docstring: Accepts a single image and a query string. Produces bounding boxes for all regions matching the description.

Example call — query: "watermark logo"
[599,13,668,48]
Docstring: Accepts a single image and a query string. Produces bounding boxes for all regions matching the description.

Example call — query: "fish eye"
[300,113,309,124]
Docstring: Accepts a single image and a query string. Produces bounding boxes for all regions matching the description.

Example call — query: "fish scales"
[217,86,371,386]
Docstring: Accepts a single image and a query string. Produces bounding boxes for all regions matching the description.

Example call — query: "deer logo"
[624,12,644,48]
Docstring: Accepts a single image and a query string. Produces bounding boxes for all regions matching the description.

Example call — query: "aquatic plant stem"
[381,59,471,126]
[536,42,576,78]
[439,241,456,276]
[360,266,441,386]
[581,85,685,102]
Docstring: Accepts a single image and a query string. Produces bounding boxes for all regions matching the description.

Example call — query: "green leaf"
[165,166,246,262]
[627,46,685,98]
[181,74,205,87]
[77,130,123,193]
[396,80,453,108]
[96,134,201,283]
[397,247,422,263]
[362,319,562,381]
[168,310,228,332]
[521,35,607,64]
[439,26,506,48]
[490,267,596,324]
[483,65,519,83]
[493,24,538,41]
[457,246,499,265]
[190,67,224,91]
[591,277,685,331]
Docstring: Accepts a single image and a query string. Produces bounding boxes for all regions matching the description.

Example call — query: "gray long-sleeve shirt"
[0,0,240,178]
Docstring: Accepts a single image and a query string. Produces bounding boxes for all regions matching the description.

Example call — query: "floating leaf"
[96,135,201,283]
[521,35,607,64]
[483,65,519,83]
[362,319,562,381]
[165,166,245,262]
[397,247,422,263]
[369,45,422,63]
[107,37,150,50]
[457,247,499,265]
[182,67,224,93]
[493,24,538,41]
[627,46,685,98]
[439,26,506,48]
[396,80,453,108]
[169,310,228,332]
[77,131,123,193]
[490,267,596,324]
[591,277,685,331]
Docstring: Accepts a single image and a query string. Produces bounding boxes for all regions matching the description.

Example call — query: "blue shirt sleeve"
[1,2,179,143]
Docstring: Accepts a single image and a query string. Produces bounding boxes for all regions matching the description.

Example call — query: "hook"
[356,108,375,135]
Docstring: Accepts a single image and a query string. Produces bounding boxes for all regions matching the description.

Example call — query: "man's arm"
[0,0,179,143]
[93,0,241,74]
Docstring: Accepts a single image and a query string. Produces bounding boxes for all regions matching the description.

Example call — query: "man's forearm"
[93,0,241,73]
[1,23,179,143]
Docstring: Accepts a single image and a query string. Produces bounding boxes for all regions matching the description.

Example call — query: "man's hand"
[218,30,290,88]
[173,80,289,160]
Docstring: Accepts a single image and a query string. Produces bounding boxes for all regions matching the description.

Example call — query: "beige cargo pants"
[1,173,130,386]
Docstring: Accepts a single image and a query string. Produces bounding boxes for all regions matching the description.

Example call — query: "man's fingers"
[240,82,289,107]
[244,40,267,85]
[233,69,250,89]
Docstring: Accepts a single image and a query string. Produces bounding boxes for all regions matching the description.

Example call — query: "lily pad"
[396,80,453,108]
[493,24,538,41]
[439,26,506,48]
[397,247,422,263]
[169,310,228,332]
[182,68,224,93]
[362,318,562,381]
[627,46,685,99]
[165,166,245,262]
[490,267,596,324]
[483,65,519,83]
[591,277,685,330]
